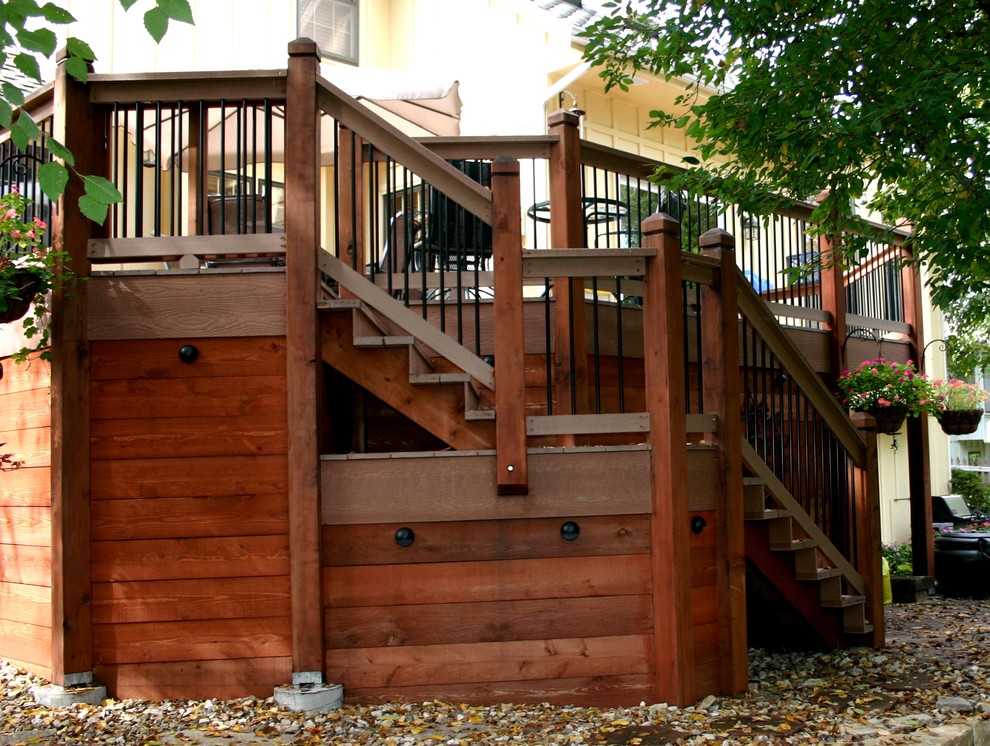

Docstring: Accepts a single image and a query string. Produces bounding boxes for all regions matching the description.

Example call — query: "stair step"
[462,379,495,421]
[745,508,792,521]
[821,594,866,609]
[409,371,473,385]
[769,538,817,552]
[321,298,362,310]
[353,334,415,348]
[795,566,843,581]
[842,603,873,634]
[743,477,767,515]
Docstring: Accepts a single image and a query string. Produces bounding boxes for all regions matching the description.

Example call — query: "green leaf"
[12,52,41,82]
[117,0,140,9]
[83,174,123,205]
[143,6,168,42]
[2,82,24,107]
[43,136,74,165]
[0,100,13,129]
[40,2,75,23]
[11,111,39,151]
[66,36,96,61]
[78,193,108,224]
[38,161,69,201]
[682,155,700,165]
[158,0,193,24]
[16,27,56,56]
[64,55,89,82]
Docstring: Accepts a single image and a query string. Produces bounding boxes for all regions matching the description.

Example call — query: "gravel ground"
[1,597,989,745]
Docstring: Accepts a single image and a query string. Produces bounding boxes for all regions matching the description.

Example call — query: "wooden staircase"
[319,298,496,451]
[742,474,873,647]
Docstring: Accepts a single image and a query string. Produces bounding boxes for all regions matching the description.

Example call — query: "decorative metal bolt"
[394,527,415,547]
[561,521,580,541]
[507,464,514,472]
[691,515,707,534]
[178,344,199,364]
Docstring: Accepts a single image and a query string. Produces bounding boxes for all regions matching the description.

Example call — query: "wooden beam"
[492,156,527,495]
[88,234,284,263]
[698,230,747,695]
[284,38,325,682]
[525,413,649,436]
[87,71,288,105]
[641,212,695,705]
[818,235,847,385]
[521,248,653,278]
[900,249,934,577]
[50,48,101,685]
[548,111,590,423]
[317,80,491,226]
[850,413,884,646]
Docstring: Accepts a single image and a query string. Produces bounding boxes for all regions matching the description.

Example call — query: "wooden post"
[698,229,748,694]
[492,156,527,495]
[547,110,588,425]
[818,234,847,384]
[641,213,694,705]
[285,38,325,683]
[336,125,365,272]
[851,412,885,646]
[50,48,101,685]
[900,247,933,575]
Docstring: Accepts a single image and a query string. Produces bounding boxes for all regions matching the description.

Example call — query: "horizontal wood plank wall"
[690,509,718,699]
[88,273,286,340]
[0,356,53,679]
[322,447,702,706]
[89,337,292,699]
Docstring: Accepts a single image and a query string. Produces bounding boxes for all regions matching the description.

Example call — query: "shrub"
[882,542,914,576]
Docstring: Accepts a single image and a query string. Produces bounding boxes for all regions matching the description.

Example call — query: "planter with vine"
[836,358,936,435]
[0,188,73,362]
[931,379,989,436]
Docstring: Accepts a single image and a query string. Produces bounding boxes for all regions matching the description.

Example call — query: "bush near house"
[883,542,914,577]
[949,469,990,514]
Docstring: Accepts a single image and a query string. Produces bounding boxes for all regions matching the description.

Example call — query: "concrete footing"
[30,683,108,708]
[273,682,343,712]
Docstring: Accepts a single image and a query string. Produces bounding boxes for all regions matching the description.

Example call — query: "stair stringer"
[320,307,496,451]
[741,442,873,645]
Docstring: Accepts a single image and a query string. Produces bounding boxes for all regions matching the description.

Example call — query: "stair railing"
[691,229,883,644]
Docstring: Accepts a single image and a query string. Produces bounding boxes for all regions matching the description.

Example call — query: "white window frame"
[298,0,358,65]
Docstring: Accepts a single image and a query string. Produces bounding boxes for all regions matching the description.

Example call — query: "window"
[299,0,358,64]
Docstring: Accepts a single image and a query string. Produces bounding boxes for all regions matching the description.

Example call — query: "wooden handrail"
[735,265,868,463]
[416,135,555,161]
[316,77,493,226]
[741,440,866,596]
[319,249,496,392]
[88,71,288,104]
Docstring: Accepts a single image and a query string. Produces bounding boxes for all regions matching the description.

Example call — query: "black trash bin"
[934,530,990,596]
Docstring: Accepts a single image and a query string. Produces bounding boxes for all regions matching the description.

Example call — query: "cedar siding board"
[89,337,292,699]
[320,448,721,706]
[0,357,53,679]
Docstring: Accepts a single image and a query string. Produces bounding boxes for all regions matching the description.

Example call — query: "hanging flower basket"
[867,406,909,435]
[0,270,40,324]
[935,409,984,435]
